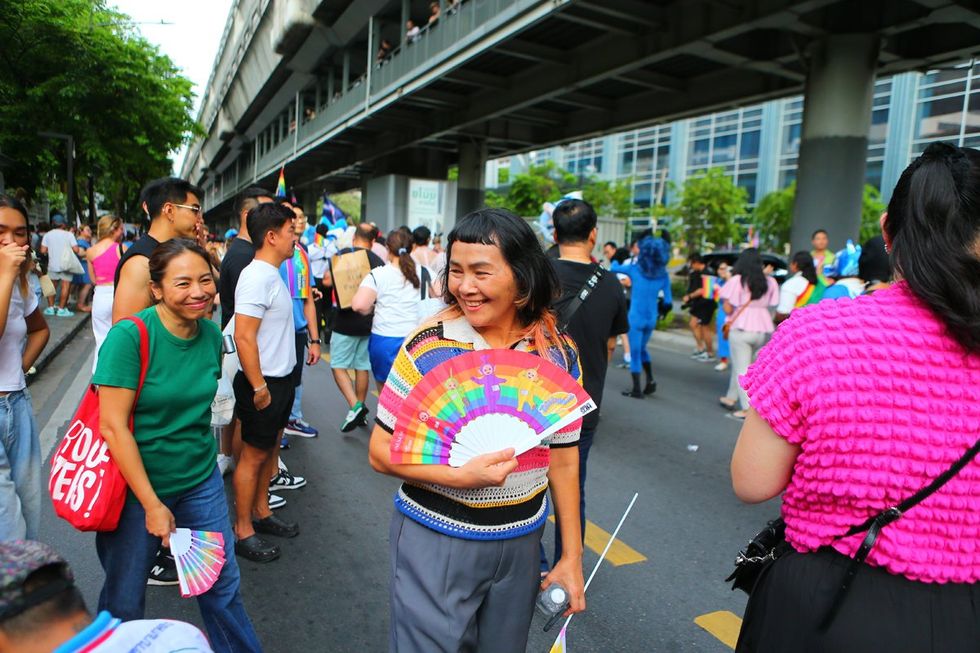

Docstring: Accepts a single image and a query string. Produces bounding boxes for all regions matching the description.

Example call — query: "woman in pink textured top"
[717,248,779,419]
[85,215,126,373]
[731,142,980,652]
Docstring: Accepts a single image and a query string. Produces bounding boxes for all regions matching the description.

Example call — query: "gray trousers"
[726,328,771,410]
[389,510,543,653]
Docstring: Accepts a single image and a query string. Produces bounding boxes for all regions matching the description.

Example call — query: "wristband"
[308,338,321,345]
[253,383,267,393]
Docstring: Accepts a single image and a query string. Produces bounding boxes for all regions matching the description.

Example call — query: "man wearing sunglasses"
[109,176,206,589]
[112,177,205,322]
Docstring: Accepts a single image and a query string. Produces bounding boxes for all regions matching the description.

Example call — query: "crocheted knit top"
[376,316,582,541]
[742,282,980,584]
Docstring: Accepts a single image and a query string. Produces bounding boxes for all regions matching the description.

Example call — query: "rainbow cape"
[281,246,311,299]
[794,279,827,308]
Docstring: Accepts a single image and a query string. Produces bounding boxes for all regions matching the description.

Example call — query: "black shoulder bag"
[727,434,980,628]
[556,264,604,331]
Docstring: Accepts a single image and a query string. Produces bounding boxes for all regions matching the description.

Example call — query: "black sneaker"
[147,549,178,586]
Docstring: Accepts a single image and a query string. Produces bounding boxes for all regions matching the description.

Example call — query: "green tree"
[583,177,634,218]
[669,167,747,251]
[860,184,886,243]
[750,182,887,250]
[505,161,577,216]
[752,182,796,250]
[0,0,200,220]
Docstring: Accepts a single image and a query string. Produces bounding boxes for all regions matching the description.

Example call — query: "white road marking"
[39,352,93,458]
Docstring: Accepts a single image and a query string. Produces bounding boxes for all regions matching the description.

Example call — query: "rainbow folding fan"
[169,528,226,598]
[391,349,596,466]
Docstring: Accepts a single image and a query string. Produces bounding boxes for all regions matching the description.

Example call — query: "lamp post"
[38,132,75,224]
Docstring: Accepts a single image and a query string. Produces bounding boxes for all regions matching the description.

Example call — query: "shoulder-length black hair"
[791,251,818,285]
[885,142,980,351]
[733,248,769,300]
[443,208,559,329]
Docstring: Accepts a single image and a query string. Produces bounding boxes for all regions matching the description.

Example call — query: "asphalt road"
[32,326,779,652]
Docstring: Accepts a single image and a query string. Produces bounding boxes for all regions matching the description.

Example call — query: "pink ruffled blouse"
[741,282,980,584]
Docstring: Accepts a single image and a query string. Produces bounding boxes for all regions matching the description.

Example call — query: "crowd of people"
[0,141,977,652]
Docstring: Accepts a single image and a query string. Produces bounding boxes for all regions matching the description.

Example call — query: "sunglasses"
[170,203,203,215]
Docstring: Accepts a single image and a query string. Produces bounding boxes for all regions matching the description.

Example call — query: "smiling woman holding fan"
[92,240,260,653]
[368,208,586,652]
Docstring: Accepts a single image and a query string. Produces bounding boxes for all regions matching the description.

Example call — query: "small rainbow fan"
[391,349,596,467]
[169,528,226,598]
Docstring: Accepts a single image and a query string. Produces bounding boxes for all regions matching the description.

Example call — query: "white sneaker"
[271,469,306,491]
[217,454,234,476]
[690,349,705,359]
[714,361,729,372]
[268,492,287,510]
[695,352,717,363]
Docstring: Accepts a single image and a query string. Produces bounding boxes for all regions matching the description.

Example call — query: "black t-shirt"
[329,246,386,337]
[113,234,160,289]
[687,270,714,311]
[550,259,629,431]
[219,238,256,329]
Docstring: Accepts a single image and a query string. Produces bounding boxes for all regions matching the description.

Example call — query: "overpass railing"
[244,0,551,198]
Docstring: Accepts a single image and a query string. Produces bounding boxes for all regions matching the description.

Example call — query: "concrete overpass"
[182,0,980,248]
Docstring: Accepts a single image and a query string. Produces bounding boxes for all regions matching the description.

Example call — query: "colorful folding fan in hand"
[390,349,596,466]
[169,528,226,598]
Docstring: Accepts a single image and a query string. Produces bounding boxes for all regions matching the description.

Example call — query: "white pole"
[549,492,639,648]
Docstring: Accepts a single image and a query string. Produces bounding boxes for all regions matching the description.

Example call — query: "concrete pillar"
[666,120,689,205]
[401,0,411,45]
[790,35,880,253]
[454,140,487,228]
[342,51,350,92]
[756,99,784,198]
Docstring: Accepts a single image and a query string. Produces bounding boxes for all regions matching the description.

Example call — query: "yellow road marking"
[547,516,646,566]
[320,352,331,363]
[694,611,741,649]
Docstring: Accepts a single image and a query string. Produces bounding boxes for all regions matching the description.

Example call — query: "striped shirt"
[376,316,582,540]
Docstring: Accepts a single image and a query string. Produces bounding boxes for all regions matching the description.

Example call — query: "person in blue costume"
[610,233,672,398]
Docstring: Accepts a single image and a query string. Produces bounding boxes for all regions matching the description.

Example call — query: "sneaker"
[217,453,234,476]
[689,349,705,359]
[56,307,75,317]
[714,361,729,372]
[147,551,178,586]
[615,360,630,369]
[43,306,56,316]
[279,433,290,450]
[694,352,715,362]
[341,402,369,433]
[268,492,287,510]
[271,469,306,491]
[284,419,318,438]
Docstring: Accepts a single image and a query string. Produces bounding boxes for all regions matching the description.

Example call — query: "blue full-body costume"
[611,236,672,376]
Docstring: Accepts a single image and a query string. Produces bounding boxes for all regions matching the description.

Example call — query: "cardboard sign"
[331,249,371,309]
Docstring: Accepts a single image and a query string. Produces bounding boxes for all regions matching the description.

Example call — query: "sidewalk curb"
[29,314,91,383]
[651,328,695,351]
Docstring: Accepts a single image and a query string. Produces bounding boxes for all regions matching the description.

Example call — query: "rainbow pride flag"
[549,625,567,653]
[276,167,287,198]
[794,279,827,307]
[701,275,721,301]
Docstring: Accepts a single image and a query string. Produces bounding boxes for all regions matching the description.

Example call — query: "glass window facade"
[486,60,980,209]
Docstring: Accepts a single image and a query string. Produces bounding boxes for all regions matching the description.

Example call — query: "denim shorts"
[0,389,41,541]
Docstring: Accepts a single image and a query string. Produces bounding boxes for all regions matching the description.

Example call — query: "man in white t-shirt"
[232,203,300,563]
[38,214,79,316]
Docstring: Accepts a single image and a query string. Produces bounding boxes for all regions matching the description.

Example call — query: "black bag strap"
[821,434,980,628]
[557,264,604,331]
[420,266,430,300]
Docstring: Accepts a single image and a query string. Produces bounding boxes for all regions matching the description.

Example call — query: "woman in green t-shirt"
[93,239,261,653]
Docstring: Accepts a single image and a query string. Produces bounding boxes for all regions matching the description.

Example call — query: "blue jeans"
[543,426,595,568]
[0,390,41,541]
[96,468,262,653]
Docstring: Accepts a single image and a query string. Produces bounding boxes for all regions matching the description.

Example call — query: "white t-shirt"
[777,273,810,314]
[0,283,38,391]
[360,263,430,337]
[41,229,78,273]
[234,259,296,377]
[94,619,213,652]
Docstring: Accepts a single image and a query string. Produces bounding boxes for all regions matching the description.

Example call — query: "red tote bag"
[48,316,150,531]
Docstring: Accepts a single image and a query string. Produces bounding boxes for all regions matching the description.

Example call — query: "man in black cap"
[0,540,212,652]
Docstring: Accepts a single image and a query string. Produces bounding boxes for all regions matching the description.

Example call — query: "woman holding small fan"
[369,208,586,652]
[93,239,260,653]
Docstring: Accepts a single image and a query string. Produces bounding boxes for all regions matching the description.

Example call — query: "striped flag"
[549,625,567,653]
[276,167,287,198]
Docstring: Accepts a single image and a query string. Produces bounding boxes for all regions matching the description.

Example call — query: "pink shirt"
[717,274,779,333]
[742,282,980,584]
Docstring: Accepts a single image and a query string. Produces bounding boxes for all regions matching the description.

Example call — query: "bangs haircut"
[444,207,559,330]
